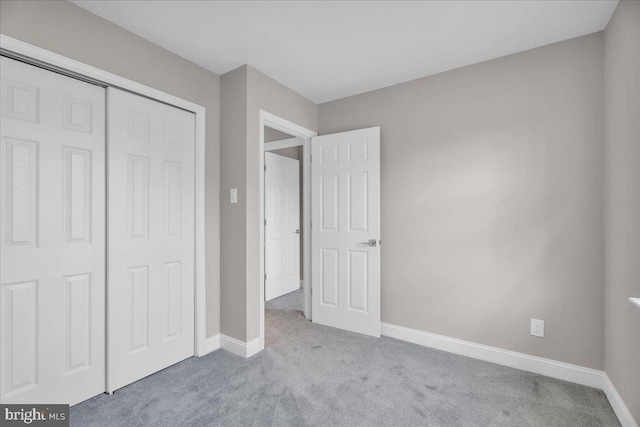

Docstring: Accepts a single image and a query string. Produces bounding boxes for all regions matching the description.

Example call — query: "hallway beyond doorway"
[266,289,303,312]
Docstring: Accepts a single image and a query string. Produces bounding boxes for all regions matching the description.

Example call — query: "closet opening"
[0,38,207,406]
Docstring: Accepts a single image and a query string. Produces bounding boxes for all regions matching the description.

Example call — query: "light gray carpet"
[71,291,619,426]
[265,288,303,311]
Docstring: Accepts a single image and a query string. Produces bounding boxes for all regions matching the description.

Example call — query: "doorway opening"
[259,111,316,351]
[265,138,302,303]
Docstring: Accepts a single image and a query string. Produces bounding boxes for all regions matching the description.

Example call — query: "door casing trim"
[259,110,316,353]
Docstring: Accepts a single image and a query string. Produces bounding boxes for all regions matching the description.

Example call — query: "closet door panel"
[107,88,195,392]
[0,56,106,405]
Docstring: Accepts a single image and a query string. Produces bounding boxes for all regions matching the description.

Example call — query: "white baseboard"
[206,323,635,426]
[197,333,262,359]
[380,322,603,389]
[381,322,640,426]
[198,334,221,356]
[246,337,261,358]
[221,334,261,358]
[220,334,246,357]
[603,373,639,427]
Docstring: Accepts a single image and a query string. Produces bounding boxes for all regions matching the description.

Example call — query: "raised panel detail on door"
[128,155,149,239]
[272,183,282,225]
[164,120,182,148]
[2,79,38,123]
[269,240,283,281]
[164,161,182,237]
[164,261,182,341]
[64,148,91,244]
[128,266,149,354]
[127,110,149,143]
[285,239,297,278]
[4,138,38,247]
[63,96,92,133]
[348,141,368,162]
[108,88,195,393]
[321,145,338,164]
[321,249,339,306]
[348,251,368,312]
[1,280,38,396]
[286,163,298,226]
[1,57,106,405]
[312,127,380,337]
[321,174,338,231]
[348,172,368,232]
[64,274,91,373]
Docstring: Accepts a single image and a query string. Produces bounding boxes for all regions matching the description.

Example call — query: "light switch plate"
[230,188,237,204]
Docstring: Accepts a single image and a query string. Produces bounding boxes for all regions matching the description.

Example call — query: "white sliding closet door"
[0,57,106,405]
[107,88,195,392]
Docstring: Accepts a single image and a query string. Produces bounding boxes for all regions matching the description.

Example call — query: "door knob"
[361,239,379,247]
[294,229,300,234]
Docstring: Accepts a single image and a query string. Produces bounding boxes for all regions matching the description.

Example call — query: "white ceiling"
[72,0,618,104]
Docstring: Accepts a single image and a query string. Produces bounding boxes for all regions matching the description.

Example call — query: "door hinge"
[264,273,267,281]
[264,219,267,226]
[264,164,267,172]
[310,154,312,163]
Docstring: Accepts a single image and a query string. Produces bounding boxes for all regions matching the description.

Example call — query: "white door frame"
[259,110,316,351]
[0,35,209,365]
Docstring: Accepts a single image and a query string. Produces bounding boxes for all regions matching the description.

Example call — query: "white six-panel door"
[265,152,300,301]
[0,57,106,404]
[107,88,195,392]
[311,127,380,337]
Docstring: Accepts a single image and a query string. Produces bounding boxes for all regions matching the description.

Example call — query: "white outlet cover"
[230,188,237,204]
[530,319,544,338]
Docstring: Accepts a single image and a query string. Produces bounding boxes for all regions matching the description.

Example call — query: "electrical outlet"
[530,319,544,337]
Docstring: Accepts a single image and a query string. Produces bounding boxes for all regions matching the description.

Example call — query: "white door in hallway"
[0,57,106,404]
[265,152,301,301]
[108,88,195,392]
[311,127,380,337]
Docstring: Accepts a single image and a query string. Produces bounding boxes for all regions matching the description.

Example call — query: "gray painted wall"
[220,65,316,341]
[0,0,222,337]
[220,66,248,341]
[265,127,294,142]
[319,34,605,369]
[604,1,640,422]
